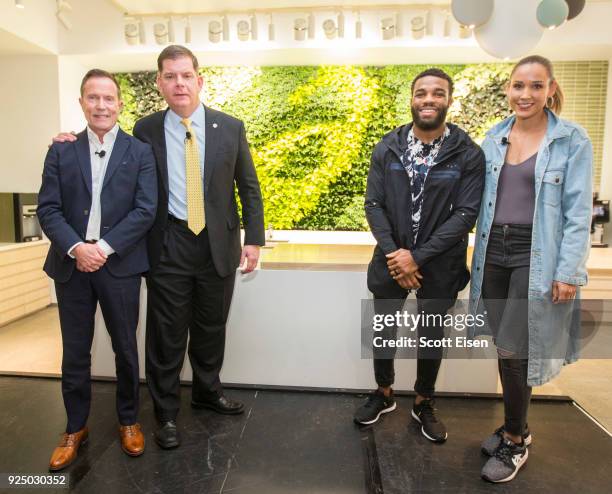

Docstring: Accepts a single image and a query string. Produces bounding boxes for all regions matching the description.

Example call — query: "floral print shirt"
[400,125,450,242]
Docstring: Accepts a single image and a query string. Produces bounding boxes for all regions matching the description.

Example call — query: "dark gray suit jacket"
[133,105,265,278]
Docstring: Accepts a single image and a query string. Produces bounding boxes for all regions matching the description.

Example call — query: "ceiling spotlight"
[154,22,168,45]
[57,0,71,12]
[124,22,139,45]
[56,0,72,30]
[167,17,175,43]
[57,11,72,30]
[355,11,362,39]
[395,12,403,37]
[209,20,222,43]
[411,16,425,40]
[184,16,191,43]
[337,12,345,38]
[425,9,434,36]
[237,14,258,42]
[443,11,452,37]
[294,18,308,41]
[268,14,275,41]
[381,17,396,40]
[323,19,337,39]
[237,20,250,41]
[222,15,230,41]
[15,0,24,9]
[458,24,472,39]
[308,12,315,39]
[138,17,146,44]
[251,14,258,41]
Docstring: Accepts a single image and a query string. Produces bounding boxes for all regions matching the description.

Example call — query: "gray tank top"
[493,153,537,225]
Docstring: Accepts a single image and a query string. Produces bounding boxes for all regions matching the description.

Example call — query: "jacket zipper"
[416,152,458,247]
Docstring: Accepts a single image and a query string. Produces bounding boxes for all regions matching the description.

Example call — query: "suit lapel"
[203,105,220,193]
[102,129,130,188]
[75,130,92,197]
[154,110,169,197]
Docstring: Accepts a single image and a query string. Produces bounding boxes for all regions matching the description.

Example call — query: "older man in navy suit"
[37,69,157,471]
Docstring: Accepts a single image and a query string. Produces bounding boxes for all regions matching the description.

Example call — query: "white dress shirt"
[68,124,119,258]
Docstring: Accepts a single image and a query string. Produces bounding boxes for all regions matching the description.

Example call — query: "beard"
[411,104,448,131]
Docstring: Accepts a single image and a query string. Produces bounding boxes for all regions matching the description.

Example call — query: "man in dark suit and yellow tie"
[38,69,157,470]
[132,46,265,448]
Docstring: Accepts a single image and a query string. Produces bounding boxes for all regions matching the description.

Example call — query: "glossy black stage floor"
[0,377,610,494]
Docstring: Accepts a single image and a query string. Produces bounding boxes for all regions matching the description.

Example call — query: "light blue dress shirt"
[164,104,206,220]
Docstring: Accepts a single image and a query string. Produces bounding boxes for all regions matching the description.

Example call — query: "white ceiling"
[110,0,452,15]
[0,28,52,55]
[110,0,612,14]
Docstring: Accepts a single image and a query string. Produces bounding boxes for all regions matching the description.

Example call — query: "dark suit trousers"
[145,220,236,422]
[55,267,141,433]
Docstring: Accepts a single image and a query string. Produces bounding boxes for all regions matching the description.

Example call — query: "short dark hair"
[80,69,122,100]
[157,44,199,72]
[411,68,454,97]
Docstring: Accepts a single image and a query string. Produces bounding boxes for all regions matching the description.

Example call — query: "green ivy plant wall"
[116,64,513,230]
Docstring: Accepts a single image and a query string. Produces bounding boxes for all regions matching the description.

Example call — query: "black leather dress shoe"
[191,395,245,415]
[154,421,180,449]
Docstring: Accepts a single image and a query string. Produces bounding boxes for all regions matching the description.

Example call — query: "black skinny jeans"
[482,224,533,437]
[373,296,450,398]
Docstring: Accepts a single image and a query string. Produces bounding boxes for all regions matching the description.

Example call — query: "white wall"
[0,55,60,193]
[57,56,88,132]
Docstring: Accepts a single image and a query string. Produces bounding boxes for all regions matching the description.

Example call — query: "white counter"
[0,240,51,327]
[90,244,499,394]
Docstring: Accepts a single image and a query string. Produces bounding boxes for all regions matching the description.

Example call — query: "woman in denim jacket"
[469,55,593,483]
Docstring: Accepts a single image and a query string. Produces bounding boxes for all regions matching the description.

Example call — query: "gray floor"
[0,377,611,493]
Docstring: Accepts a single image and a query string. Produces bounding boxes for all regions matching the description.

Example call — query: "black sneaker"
[411,399,447,443]
[353,389,397,425]
[481,425,532,456]
[481,437,528,483]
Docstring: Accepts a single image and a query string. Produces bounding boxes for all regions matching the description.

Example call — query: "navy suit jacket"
[37,128,158,283]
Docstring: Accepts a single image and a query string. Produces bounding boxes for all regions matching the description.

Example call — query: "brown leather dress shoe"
[119,423,145,457]
[49,427,89,471]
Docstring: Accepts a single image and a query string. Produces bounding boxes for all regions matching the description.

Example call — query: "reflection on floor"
[0,377,610,494]
[1,307,611,433]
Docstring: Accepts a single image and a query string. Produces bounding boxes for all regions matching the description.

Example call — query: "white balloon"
[475,0,544,59]
[451,0,494,28]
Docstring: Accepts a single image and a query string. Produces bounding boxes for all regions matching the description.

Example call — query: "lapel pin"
[212,123,218,129]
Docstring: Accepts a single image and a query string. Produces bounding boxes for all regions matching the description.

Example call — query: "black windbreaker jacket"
[365,122,485,299]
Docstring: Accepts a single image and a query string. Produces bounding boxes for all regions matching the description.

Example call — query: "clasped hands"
[73,243,107,272]
[386,248,422,290]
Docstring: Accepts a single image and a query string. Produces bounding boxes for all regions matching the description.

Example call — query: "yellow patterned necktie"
[180,118,205,235]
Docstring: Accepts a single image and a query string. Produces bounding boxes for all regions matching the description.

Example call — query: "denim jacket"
[469,110,593,386]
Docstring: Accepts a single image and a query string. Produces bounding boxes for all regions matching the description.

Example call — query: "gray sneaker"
[481,425,532,456]
[481,437,529,483]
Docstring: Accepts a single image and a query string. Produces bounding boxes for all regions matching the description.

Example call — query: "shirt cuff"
[67,242,83,259]
[97,239,115,256]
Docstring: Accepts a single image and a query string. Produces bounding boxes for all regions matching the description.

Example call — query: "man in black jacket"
[354,69,485,443]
